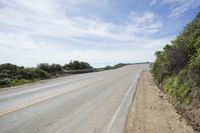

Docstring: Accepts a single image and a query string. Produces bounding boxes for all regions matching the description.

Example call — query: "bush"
[151,49,171,84]
[63,60,93,70]
[49,64,62,75]
[114,63,127,68]
[0,60,93,88]
[163,75,192,104]
[151,12,200,104]
[19,68,38,80]
[0,72,9,79]
[189,49,200,86]
[0,78,12,87]
[34,68,51,79]
[37,63,51,73]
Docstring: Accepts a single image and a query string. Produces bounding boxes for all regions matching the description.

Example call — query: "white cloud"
[169,0,200,17]
[0,0,161,39]
[150,0,200,17]
[0,0,172,67]
[125,12,162,34]
[0,31,174,67]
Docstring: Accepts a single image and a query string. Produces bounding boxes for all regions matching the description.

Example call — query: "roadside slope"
[124,70,195,133]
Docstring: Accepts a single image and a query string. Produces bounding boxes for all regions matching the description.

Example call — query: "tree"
[50,64,62,75]
[63,60,92,70]
[34,68,50,79]
[37,63,51,73]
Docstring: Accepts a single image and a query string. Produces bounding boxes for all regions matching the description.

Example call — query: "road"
[0,64,148,133]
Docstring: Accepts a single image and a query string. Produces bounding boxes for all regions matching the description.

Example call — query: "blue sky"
[0,0,200,67]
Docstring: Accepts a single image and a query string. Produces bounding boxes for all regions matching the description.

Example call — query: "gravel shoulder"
[124,70,195,133]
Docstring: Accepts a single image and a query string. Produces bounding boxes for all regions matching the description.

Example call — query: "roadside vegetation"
[0,61,128,88]
[0,60,92,88]
[151,13,200,131]
[102,63,129,70]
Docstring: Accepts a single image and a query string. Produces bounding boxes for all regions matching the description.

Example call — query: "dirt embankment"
[166,87,200,132]
[124,70,195,133]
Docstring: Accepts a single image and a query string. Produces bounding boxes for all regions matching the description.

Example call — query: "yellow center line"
[0,79,103,116]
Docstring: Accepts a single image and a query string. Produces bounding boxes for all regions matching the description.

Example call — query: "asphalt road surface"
[0,64,149,133]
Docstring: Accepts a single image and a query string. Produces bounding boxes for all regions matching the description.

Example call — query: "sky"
[0,0,200,67]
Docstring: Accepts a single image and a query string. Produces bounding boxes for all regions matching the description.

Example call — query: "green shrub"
[0,78,12,87]
[34,68,51,79]
[151,12,200,105]
[11,79,39,86]
[189,49,200,86]
[163,74,192,104]
[163,76,178,97]
[63,60,93,70]
[163,70,194,104]
[0,60,93,88]
[178,81,191,104]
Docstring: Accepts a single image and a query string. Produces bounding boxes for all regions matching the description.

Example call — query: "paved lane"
[0,64,149,133]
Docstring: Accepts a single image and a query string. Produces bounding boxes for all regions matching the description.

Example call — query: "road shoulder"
[124,70,195,133]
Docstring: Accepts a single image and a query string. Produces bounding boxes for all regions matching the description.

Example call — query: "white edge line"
[105,69,142,133]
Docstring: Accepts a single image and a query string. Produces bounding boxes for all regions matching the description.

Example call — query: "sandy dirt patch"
[124,70,195,133]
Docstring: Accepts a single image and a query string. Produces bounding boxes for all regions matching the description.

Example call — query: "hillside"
[151,13,200,132]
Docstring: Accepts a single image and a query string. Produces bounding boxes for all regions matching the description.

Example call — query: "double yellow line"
[0,79,102,116]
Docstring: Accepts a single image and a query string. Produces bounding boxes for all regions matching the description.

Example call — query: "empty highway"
[0,64,148,133]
